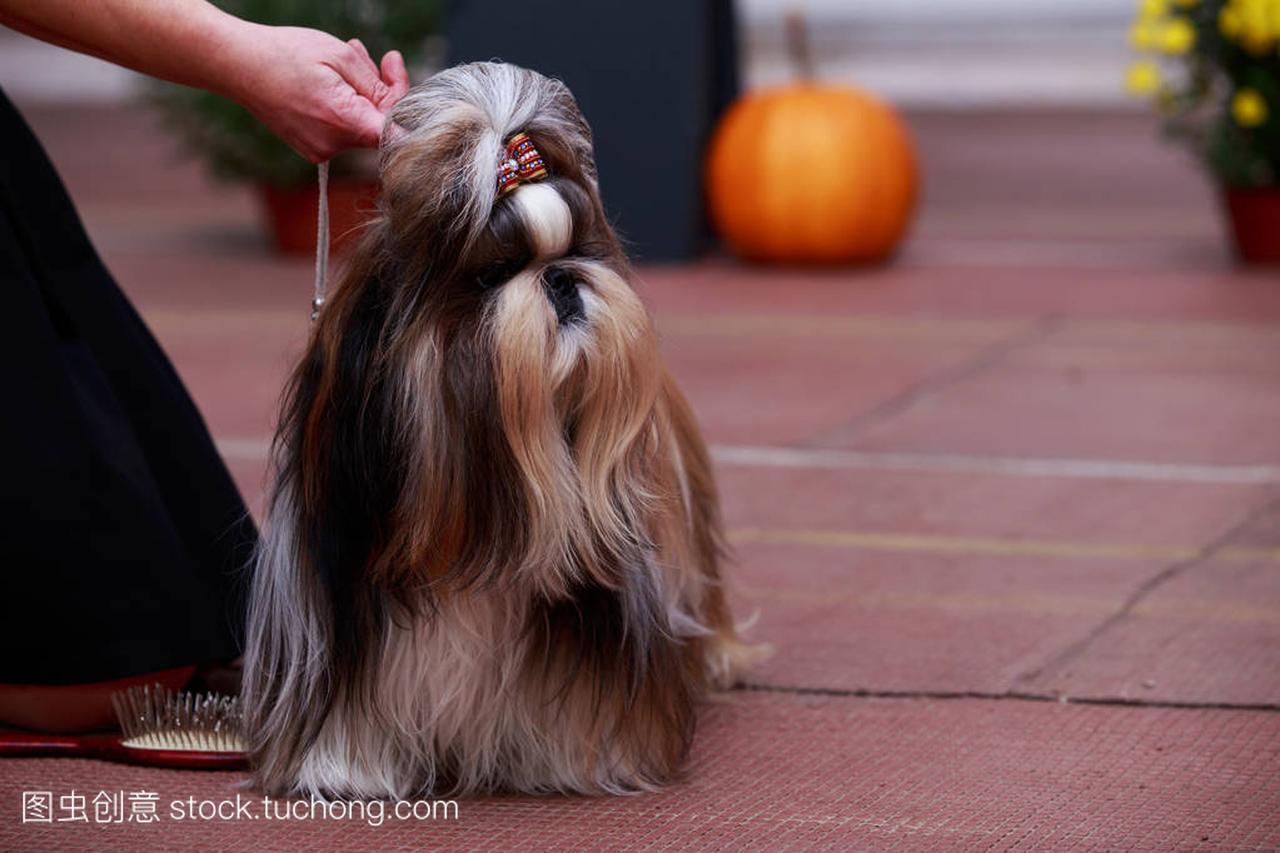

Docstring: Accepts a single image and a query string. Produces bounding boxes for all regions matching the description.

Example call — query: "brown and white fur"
[242,61,755,799]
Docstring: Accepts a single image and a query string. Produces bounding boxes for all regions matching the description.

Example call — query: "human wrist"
[188,9,270,107]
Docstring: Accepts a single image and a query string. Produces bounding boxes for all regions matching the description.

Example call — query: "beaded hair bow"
[496,132,548,196]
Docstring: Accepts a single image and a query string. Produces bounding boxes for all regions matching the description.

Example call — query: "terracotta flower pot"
[1222,186,1280,265]
[257,178,380,256]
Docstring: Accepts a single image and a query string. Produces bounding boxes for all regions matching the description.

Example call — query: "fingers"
[348,38,373,66]
[335,38,389,106]
[288,35,409,158]
[345,39,408,112]
[380,50,410,108]
[337,39,407,119]
[244,29,400,161]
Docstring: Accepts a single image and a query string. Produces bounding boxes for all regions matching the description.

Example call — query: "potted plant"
[1127,0,1280,263]
[152,0,440,254]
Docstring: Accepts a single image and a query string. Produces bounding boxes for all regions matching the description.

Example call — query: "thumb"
[343,96,387,148]
[379,50,410,110]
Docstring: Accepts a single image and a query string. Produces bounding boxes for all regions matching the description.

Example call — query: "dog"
[242,61,755,799]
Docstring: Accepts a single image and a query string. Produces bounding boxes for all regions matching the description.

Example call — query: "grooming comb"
[0,684,246,769]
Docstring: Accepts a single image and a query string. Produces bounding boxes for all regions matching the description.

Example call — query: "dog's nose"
[542,266,583,325]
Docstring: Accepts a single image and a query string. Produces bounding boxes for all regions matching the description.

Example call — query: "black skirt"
[0,90,256,684]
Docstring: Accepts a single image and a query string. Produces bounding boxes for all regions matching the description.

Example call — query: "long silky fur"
[242,61,758,800]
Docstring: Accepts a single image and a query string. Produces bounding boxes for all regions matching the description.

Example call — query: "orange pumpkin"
[705,84,918,264]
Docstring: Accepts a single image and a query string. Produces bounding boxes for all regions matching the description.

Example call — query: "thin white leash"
[312,161,330,321]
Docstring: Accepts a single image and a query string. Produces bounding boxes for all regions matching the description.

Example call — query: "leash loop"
[312,161,330,321]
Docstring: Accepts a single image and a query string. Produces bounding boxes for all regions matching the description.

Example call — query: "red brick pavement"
[3,103,1279,849]
[3,695,1278,850]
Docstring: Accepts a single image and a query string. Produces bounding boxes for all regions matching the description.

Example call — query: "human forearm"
[0,0,409,162]
[0,0,252,100]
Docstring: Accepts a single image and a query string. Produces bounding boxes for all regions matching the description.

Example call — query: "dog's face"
[290,64,670,605]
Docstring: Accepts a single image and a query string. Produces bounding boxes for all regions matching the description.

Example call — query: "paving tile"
[823,356,1280,465]
[108,254,313,315]
[225,458,269,520]
[637,264,1280,326]
[1024,557,1280,706]
[147,317,302,443]
[657,329,1007,445]
[3,693,1276,850]
[1219,500,1280,551]
[730,540,1164,694]
[1010,318,1280,375]
[716,465,1277,552]
[906,111,1215,217]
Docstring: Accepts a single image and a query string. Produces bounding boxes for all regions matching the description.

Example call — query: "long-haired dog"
[242,62,755,799]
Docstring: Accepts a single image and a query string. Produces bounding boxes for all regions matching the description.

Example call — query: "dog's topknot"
[378,62,597,261]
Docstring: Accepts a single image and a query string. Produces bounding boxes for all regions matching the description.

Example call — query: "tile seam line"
[217,436,1280,487]
[800,314,1068,448]
[736,683,1280,714]
[709,445,1280,485]
[725,528,1280,563]
[1011,491,1280,687]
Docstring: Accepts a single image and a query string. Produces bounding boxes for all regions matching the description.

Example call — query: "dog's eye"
[475,257,528,290]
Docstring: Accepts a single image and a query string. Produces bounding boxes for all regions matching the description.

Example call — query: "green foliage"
[151,0,439,187]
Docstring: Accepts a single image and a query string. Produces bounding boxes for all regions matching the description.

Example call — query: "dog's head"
[283,62,674,607]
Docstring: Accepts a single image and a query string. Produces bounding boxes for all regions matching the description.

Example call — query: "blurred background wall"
[743,0,1131,106]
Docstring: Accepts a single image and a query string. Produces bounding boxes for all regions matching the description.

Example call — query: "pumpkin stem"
[785,7,815,82]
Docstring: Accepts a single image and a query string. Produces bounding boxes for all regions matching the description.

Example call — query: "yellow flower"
[1217,0,1280,49]
[1139,0,1169,18]
[1125,61,1162,95]
[1171,0,1198,6]
[1157,16,1197,52]
[1219,6,1243,37]
[1130,20,1158,49]
[1234,0,1280,50]
[1231,88,1268,126]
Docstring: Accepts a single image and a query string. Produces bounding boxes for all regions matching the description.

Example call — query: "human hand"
[223,24,410,163]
